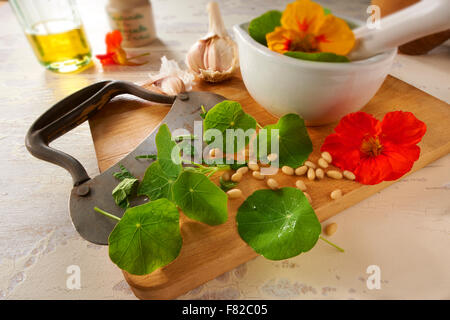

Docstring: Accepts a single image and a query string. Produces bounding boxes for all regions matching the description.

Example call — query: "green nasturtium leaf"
[138,125,183,200]
[284,51,350,63]
[248,10,282,46]
[155,124,182,176]
[172,171,228,226]
[138,160,177,201]
[112,178,139,209]
[323,7,332,15]
[236,187,321,260]
[108,199,182,275]
[203,100,257,152]
[257,113,313,168]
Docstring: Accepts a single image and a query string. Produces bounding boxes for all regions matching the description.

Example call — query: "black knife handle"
[25,81,176,186]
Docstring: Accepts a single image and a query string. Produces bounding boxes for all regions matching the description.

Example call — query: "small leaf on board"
[257,113,313,168]
[219,176,238,192]
[203,100,257,152]
[108,199,182,275]
[248,10,282,46]
[172,171,228,226]
[113,164,136,181]
[236,187,321,260]
[112,178,139,209]
[284,51,350,63]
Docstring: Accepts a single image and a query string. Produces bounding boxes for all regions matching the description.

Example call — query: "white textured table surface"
[0,0,449,300]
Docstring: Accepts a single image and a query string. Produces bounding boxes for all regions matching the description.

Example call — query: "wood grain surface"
[88,74,450,300]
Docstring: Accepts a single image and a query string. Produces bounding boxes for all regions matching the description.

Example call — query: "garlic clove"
[204,36,235,73]
[185,1,238,83]
[158,76,186,96]
[146,56,194,95]
[186,40,207,74]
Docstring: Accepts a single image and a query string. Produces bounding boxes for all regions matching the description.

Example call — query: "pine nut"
[295,165,308,176]
[252,171,265,180]
[326,170,343,179]
[318,158,329,168]
[231,172,242,182]
[221,171,230,181]
[236,166,248,175]
[227,188,242,199]
[304,192,312,203]
[209,148,220,158]
[315,168,324,179]
[248,163,260,171]
[295,180,307,191]
[325,223,337,236]
[307,167,315,180]
[266,178,279,190]
[321,151,332,163]
[267,153,278,162]
[343,170,356,180]
[305,161,316,169]
[330,189,342,199]
[281,166,294,175]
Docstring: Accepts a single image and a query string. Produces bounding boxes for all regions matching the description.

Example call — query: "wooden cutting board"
[88,73,450,300]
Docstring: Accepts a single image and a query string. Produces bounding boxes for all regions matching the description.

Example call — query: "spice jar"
[106,0,157,47]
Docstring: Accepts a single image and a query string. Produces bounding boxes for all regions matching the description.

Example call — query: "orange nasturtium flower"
[266,0,355,56]
[96,30,149,66]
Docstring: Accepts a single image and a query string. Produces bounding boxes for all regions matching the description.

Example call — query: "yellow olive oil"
[25,20,91,73]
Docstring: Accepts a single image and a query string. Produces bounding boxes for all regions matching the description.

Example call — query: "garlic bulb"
[186,1,238,83]
[146,56,194,96]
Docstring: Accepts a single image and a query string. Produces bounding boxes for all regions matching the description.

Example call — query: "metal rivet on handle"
[178,93,189,101]
[76,184,90,197]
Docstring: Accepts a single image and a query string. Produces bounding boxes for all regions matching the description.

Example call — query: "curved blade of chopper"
[69,91,226,245]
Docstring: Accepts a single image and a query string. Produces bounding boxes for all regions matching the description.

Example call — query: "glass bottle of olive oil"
[10,0,92,73]
[26,20,92,73]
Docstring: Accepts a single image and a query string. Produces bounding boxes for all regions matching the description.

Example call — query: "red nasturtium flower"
[321,111,426,185]
[96,30,149,66]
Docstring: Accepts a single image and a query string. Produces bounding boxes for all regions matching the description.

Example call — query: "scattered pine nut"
[321,151,332,163]
[267,153,278,162]
[248,163,260,171]
[281,166,294,175]
[326,170,343,179]
[252,171,265,180]
[307,167,316,180]
[343,170,356,180]
[295,180,307,191]
[305,161,316,169]
[295,165,308,176]
[236,166,248,175]
[231,172,242,182]
[315,168,324,179]
[330,189,343,199]
[304,192,312,203]
[221,171,230,181]
[227,188,242,199]
[325,223,338,236]
[266,178,279,190]
[318,158,329,168]
[209,148,221,158]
